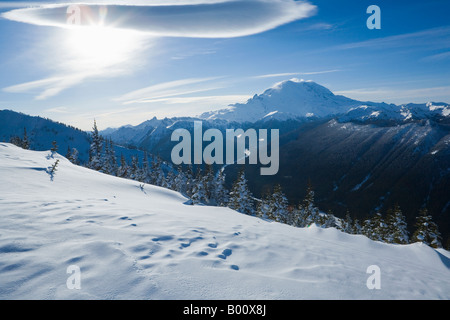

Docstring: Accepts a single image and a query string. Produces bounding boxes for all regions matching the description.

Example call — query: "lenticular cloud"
[1,0,317,38]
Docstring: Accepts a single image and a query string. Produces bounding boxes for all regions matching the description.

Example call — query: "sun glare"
[64,26,145,72]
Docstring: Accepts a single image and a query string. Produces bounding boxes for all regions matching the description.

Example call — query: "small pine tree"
[256,193,272,220]
[129,156,140,180]
[298,183,320,227]
[352,218,362,235]
[267,184,290,223]
[51,140,58,153]
[385,205,409,244]
[340,210,354,234]
[22,127,30,150]
[362,213,387,242]
[117,153,129,178]
[228,168,254,215]
[213,168,229,207]
[88,120,104,171]
[173,166,188,195]
[318,211,336,229]
[9,135,23,148]
[411,208,442,248]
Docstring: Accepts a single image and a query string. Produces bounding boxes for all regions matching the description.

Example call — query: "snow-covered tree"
[385,205,409,244]
[411,208,442,248]
[88,120,103,171]
[190,167,207,205]
[340,210,354,234]
[103,139,117,176]
[362,213,387,242]
[352,218,363,235]
[228,168,254,215]
[117,153,129,178]
[184,165,195,198]
[66,147,79,165]
[213,168,229,207]
[256,193,271,220]
[173,166,188,195]
[22,127,30,150]
[150,156,165,186]
[318,211,337,229]
[267,184,290,223]
[297,183,320,227]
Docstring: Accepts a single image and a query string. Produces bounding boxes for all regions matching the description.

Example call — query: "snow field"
[0,143,449,299]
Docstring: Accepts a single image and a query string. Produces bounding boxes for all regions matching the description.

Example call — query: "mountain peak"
[262,78,335,99]
[200,79,358,122]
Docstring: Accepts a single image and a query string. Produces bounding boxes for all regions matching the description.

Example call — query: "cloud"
[335,85,450,104]
[252,69,340,79]
[422,51,450,62]
[114,77,225,104]
[2,0,317,38]
[334,27,450,51]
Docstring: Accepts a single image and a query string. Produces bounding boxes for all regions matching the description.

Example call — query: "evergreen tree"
[362,213,387,242]
[184,165,195,198]
[352,218,363,235]
[65,146,79,165]
[51,140,58,153]
[228,168,254,215]
[103,139,117,176]
[297,183,320,227]
[191,167,207,204]
[267,184,290,223]
[88,120,103,171]
[411,208,442,248]
[129,156,140,180]
[213,168,229,207]
[164,170,176,190]
[150,156,164,186]
[340,210,354,234]
[385,205,409,244]
[173,166,188,195]
[202,164,215,203]
[256,192,271,220]
[9,135,23,148]
[141,153,151,183]
[22,127,30,150]
[117,153,129,178]
[318,211,336,228]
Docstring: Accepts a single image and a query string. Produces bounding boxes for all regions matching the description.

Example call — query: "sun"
[64,26,145,72]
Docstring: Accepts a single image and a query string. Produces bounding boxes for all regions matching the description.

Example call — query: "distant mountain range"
[0,109,145,164]
[199,79,450,123]
[100,80,450,244]
[1,80,449,244]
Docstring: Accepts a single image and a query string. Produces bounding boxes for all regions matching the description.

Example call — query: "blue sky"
[0,0,449,130]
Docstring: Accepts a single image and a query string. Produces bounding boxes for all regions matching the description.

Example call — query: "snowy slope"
[0,143,449,299]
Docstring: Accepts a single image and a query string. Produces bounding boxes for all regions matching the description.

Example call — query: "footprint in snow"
[218,248,232,260]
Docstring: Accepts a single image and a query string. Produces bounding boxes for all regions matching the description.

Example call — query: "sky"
[0,0,449,130]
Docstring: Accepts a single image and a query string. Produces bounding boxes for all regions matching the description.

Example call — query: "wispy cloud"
[133,94,250,105]
[114,77,225,105]
[252,69,340,79]
[335,85,450,103]
[334,26,450,51]
[2,0,317,38]
[422,51,450,62]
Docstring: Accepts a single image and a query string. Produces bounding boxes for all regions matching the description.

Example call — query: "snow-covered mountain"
[1,142,449,299]
[200,79,361,122]
[198,79,450,123]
